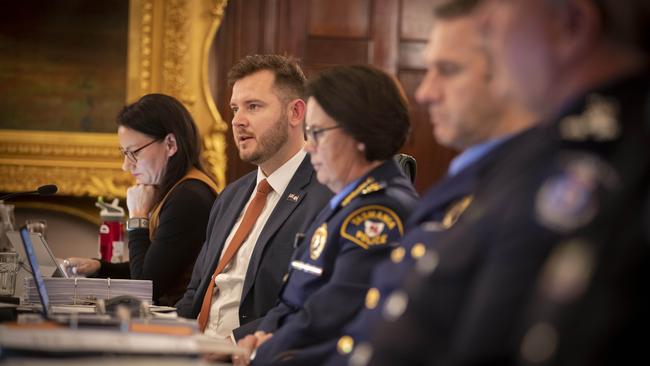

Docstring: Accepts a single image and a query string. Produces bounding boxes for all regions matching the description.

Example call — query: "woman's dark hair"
[306,65,410,161]
[117,93,210,204]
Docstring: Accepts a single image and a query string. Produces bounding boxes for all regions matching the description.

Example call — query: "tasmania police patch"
[340,205,404,249]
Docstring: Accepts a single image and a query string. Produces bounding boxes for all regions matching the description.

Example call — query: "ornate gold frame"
[0,0,229,198]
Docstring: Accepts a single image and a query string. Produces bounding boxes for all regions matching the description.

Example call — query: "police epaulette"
[341,177,385,207]
[558,94,620,142]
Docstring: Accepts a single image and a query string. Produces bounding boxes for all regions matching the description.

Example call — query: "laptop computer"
[18,226,119,326]
[6,230,67,278]
[3,228,244,356]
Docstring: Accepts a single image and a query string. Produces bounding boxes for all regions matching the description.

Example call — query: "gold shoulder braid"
[341,177,384,207]
[148,168,219,239]
[441,195,473,229]
[420,195,474,232]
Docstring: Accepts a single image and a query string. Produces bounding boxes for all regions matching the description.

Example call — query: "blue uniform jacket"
[253,159,418,365]
[366,73,650,365]
[325,132,526,364]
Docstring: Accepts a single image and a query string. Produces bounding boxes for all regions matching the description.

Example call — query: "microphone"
[36,184,58,196]
[0,184,58,201]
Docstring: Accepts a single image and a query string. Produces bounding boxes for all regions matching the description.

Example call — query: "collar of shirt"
[448,134,512,177]
[257,149,307,196]
[328,176,362,209]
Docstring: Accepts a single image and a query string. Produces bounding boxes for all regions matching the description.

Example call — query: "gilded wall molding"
[162,0,191,102]
[0,130,129,197]
[0,0,229,197]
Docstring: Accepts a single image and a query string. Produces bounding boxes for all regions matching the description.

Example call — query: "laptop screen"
[19,226,51,317]
[6,231,67,279]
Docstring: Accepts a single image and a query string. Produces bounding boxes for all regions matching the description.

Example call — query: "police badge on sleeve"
[340,205,404,249]
[310,223,328,260]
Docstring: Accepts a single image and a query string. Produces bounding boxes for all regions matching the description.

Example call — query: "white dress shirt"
[204,149,307,339]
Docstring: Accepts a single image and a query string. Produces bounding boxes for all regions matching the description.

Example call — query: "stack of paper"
[23,277,152,305]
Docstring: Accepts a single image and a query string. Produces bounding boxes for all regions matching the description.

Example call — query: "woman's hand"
[64,257,101,276]
[126,184,158,218]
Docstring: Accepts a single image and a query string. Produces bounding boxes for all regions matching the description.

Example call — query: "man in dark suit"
[176,55,332,341]
[365,0,650,365]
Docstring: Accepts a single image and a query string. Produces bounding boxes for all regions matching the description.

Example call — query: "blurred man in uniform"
[325,2,535,364]
[482,1,650,364]
[364,0,650,365]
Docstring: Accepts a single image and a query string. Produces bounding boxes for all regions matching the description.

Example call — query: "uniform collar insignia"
[441,195,473,229]
[559,94,620,142]
[341,177,385,207]
[419,195,473,232]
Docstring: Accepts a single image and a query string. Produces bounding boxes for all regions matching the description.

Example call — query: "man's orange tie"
[197,179,273,332]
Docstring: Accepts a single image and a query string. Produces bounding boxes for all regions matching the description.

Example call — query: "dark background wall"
[212,0,457,193]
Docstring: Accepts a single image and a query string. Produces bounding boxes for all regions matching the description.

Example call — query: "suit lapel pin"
[287,193,300,202]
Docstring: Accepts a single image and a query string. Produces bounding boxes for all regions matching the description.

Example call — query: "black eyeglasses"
[303,124,342,145]
[119,138,162,163]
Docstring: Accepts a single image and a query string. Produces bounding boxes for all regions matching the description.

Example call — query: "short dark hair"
[117,93,211,204]
[433,0,482,19]
[306,65,410,161]
[227,54,306,101]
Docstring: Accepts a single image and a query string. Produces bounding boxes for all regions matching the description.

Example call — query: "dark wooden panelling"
[401,0,434,41]
[371,0,399,73]
[262,0,279,52]
[399,70,456,191]
[304,38,370,65]
[277,0,308,56]
[308,0,371,38]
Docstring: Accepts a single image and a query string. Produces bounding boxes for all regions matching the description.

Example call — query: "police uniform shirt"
[253,159,418,365]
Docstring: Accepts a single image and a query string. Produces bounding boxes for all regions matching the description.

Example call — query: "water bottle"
[0,201,15,252]
[96,198,125,263]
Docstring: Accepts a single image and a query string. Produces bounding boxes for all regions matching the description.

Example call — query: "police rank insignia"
[310,223,328,260]
[341,177,384,207]
[559,94,620,142]
[341,205,404,249]
[441,195,473,229]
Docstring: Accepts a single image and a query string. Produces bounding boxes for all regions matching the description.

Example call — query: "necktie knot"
[257,179,273,196]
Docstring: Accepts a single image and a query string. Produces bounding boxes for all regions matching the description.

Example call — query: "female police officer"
[235,65,418,365]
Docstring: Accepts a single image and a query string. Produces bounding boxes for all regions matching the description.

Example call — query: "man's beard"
[240,113,289,165]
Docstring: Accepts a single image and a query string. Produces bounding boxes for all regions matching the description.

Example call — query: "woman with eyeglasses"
[66,93,219,306]
[233,65,418,365]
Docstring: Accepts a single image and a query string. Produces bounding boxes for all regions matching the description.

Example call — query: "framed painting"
[0,0,229,198]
